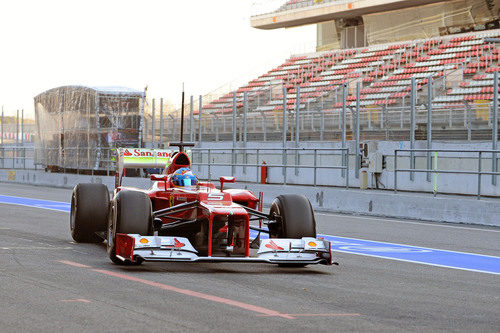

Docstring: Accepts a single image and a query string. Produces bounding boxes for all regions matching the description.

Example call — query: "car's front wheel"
[269,194,316,268]
[107,190,153,264]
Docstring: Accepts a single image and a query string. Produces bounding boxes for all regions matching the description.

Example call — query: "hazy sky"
[0,0,315,117]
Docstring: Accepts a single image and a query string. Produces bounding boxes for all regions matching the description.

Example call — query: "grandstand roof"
[251,0,446,29]
[35,85,144,98]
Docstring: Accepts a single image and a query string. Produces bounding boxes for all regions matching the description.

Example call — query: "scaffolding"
[34,85,145,172]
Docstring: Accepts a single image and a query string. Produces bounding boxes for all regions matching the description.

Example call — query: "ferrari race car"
[70,147,332,267]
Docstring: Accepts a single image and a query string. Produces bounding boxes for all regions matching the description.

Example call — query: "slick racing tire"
[269,194,316,239]
[269,194,316,268]
[70,183,109,243]
[107,190,153,265]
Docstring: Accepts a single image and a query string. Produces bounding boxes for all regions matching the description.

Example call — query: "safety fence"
[394,149,500,199]
[190,147,350,187]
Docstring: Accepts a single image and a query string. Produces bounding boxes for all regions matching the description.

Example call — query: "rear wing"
[115,148,191,188]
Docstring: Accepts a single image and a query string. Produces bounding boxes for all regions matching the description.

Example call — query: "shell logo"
[308,241,317,247]
[139,238,149,244]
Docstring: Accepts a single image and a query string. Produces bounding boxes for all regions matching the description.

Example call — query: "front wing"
[115,234,333,265]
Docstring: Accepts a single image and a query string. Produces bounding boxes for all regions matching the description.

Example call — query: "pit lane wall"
[1,168,499,227]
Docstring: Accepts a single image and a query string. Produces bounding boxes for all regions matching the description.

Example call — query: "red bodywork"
[115,151,259,257]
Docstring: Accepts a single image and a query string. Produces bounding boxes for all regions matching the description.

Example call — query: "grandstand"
[203,29,499,110]
[190,1,500,141]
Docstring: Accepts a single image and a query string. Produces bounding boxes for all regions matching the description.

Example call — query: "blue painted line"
[0,195,70,212]
[0,195,498,275]
[250,231,500,275]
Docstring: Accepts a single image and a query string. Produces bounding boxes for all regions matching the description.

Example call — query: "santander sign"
[123,149,172,158]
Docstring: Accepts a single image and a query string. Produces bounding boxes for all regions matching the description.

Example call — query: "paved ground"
[0,183,499,332]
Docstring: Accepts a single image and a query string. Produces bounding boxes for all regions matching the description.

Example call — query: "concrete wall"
[2,168,499,227]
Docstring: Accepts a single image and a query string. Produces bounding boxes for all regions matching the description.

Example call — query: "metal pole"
[215,116,219,142]
[1,107,3,146]
[198,95,202,145]
[478,151,482,200]
[16,110,19,166]
[256,149,260,183]
[21,109,24,146]
[492,71,498,185]
[313,149,317,186]
[208,149,211,181]
[410,77,416,181]
[346,147,350,189]
[342,83,347,178]
[243,91,248,143]
[427,76,432,182]
[0,105,3,145]
[394,150,398,193]
[139,94,145,148]
[21,109,25,169]
[16,110,19,147]
[180,89,185,146]
[355,83,360,179]
[320,111,324,141]
[262,113,267,141]
[243,91,248,174]
[151,99,155,148]
[190,95,194,142]
[282,87,287,183]
[295,86,300,176]
[160,98,164,147]
[232,92,237,175]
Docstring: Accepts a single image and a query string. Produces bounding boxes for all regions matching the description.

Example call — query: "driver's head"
[171,168,198,187]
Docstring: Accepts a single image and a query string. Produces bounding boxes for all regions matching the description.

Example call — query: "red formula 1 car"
[70,146,332,267]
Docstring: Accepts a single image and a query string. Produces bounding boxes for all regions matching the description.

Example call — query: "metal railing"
[0,146,34,170]
[191,147,350,188]
[37,147,116,175]
[394,149,500,199]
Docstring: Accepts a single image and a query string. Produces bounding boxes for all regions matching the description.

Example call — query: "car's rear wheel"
[70,183,109,243]
[107,190,152,264]
[269,194,316,268]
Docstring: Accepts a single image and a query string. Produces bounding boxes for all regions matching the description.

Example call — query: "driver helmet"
[171,168,198,187]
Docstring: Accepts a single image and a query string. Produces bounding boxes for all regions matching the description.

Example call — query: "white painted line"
[317,212,500,232]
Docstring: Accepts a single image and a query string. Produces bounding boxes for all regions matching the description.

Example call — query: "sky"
[0,0,316,118]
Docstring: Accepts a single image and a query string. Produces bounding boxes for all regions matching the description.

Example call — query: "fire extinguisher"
[260,161,268,184]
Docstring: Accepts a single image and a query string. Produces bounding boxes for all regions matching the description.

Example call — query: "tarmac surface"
[0,183,499,332]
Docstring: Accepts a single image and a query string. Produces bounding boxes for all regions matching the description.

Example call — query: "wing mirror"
[219,176,235,191]
[150,174,168,181]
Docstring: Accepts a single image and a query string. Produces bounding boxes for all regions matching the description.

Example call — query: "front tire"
[269,194,316,238]
[107,190,153,264]
[70,183,109,243]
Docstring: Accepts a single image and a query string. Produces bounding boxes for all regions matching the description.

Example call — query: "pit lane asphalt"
[0,183,499,332]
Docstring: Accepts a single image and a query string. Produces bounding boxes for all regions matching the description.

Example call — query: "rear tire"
[70,183,109,243]
[107,190,152,264]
